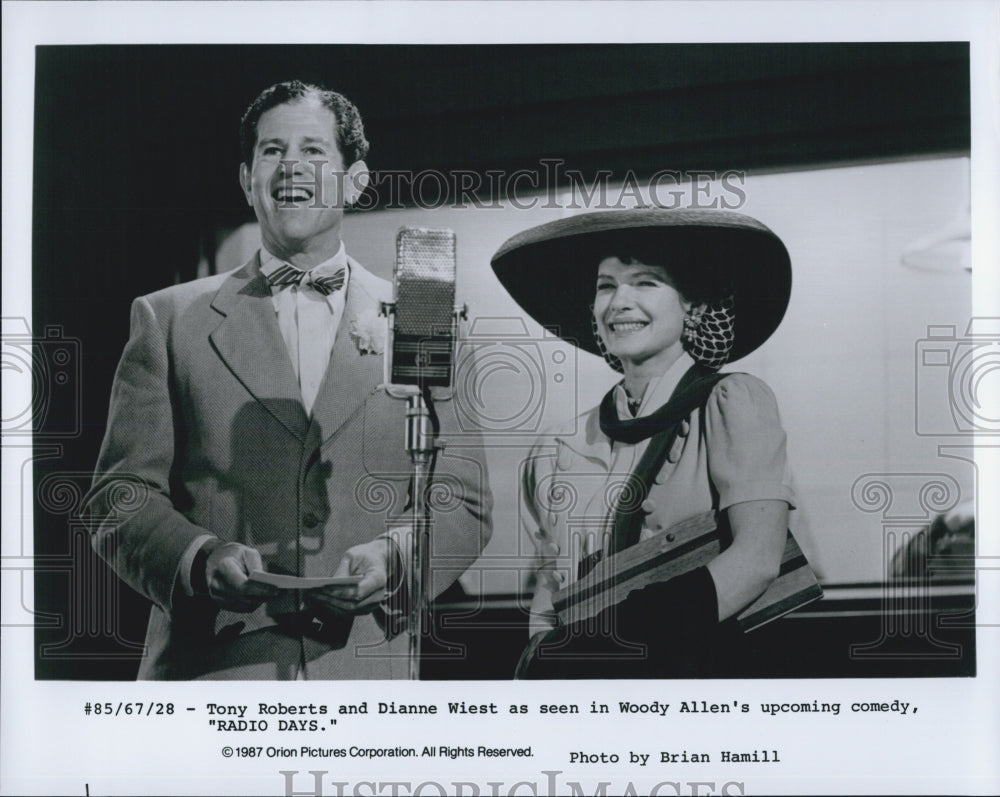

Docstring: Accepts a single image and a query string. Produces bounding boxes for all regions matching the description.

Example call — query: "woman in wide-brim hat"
[492,208,797,678]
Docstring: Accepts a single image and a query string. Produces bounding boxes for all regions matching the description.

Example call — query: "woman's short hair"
[604,244,735,305]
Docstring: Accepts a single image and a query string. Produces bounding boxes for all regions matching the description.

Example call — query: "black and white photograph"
[3,2,998,795]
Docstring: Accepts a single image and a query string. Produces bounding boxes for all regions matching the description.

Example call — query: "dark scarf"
[599,363,727,555]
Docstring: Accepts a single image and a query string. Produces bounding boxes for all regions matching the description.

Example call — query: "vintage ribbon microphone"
[380,227,465,680]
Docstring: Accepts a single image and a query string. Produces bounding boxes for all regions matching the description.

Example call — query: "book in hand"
[247,572,364,590]
[552,510,822,632]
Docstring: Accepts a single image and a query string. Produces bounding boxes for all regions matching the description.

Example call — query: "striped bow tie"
[266,263,346,296]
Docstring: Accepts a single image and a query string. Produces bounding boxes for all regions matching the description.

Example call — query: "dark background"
[30,43,972,679]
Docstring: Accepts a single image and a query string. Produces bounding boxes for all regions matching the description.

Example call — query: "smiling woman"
[593,257,697,393]
[491,208,801,678]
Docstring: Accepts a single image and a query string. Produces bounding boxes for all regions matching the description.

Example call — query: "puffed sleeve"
[703,374,796,511]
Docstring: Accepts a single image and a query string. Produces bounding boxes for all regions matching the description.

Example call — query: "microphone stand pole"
[404,392,434,682]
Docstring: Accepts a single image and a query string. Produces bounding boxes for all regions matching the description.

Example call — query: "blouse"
[520,351,797,637]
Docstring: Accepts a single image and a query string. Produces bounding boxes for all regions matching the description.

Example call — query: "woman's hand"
[706,499,788,621]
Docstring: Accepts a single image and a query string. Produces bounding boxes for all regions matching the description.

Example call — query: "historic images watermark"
[279,769,747,796]
[272,160,747,212]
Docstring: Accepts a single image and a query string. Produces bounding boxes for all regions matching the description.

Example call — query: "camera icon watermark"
[915,318,1000,436]
[2,317,82,439]
[452,317,578,443]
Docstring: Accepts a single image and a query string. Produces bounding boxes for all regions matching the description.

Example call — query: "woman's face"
[594,256,695,372]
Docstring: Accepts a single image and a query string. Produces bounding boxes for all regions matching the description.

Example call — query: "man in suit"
[83,80,492,679]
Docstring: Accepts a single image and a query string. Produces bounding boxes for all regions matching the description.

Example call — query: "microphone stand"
[404,392,433,682]
[381,300,467,680]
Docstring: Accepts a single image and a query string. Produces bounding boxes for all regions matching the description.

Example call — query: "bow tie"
[266,263,346,296]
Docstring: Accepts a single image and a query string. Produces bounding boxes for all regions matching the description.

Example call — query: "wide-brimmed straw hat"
[490,208,791,363]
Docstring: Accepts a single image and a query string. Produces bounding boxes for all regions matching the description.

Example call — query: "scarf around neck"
[599,363,727,555]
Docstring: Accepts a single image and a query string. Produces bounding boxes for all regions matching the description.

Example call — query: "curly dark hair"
[240,80,370,167]
[605,247,735,306]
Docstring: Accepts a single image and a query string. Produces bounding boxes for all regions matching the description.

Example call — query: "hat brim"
[490,208,792,363]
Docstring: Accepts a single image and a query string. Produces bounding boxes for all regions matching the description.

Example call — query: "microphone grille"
[395,227,456,334]
[392,227,457,386]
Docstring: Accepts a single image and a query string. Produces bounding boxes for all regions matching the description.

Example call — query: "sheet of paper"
[247,572,363,590]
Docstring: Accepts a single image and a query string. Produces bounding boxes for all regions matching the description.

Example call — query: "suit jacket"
[84,255,493,679]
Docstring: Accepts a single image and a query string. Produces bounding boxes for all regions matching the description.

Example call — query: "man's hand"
[304,540,391,615]
[205,541,280,612]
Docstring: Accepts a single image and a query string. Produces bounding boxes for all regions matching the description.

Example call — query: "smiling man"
[239,89,370,267]
[83,81,492,680]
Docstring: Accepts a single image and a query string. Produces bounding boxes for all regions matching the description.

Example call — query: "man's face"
[239,98,367,266]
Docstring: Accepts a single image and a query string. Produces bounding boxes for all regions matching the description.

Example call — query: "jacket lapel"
[209,254,309,441]
[309,258,389,445]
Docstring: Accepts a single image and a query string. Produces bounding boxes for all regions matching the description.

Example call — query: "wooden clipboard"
[552,510,823,632]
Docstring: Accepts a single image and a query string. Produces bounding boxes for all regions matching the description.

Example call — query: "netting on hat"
[682,296,735,370]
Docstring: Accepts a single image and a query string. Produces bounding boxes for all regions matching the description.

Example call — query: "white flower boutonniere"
[349,309,387,355]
